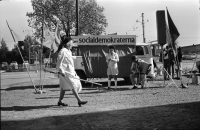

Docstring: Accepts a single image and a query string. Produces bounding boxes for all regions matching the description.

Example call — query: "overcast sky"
[0,0,200,50]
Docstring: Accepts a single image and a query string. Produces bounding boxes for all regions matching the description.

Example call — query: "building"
[149,42,200,56]
[181,44,200,54]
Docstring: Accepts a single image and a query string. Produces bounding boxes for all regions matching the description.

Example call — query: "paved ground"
[1,61,200,130]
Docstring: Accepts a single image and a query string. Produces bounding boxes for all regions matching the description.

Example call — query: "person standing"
[168,46,175,79]
[163,46,170,80]
[176,47,183,79]
[106,45,119,90]
[56,36,87,107]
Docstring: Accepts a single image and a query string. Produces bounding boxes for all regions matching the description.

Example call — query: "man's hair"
[108,45,116,52]
[131,55,138,61]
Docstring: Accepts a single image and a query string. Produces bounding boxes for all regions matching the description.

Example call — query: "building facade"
[181,44,200,54]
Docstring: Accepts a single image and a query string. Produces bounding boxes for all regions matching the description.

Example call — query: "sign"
[72,35,136,44]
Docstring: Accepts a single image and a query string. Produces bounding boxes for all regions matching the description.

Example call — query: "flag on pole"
[6,20,37,91]
[166,22,172,46]
[43,23,58,52]
[166,8,180,51]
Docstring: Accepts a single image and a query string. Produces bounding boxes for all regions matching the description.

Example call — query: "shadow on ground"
[1,101,200,130]
[0,85,60,91]
[0,105,55,111]
[0,80,128,91]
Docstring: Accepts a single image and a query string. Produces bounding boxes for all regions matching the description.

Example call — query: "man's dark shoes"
[78,101,88,107]
[132,85,138,89]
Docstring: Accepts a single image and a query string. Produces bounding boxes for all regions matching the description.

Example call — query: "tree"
[0,38,9,63]
[26,0,108,39]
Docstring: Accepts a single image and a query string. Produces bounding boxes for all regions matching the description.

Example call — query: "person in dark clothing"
[196,61,200,73]
[168,47,175,78]
[130,55,151,89]
[163,46,170,80]
[176,47,183,79]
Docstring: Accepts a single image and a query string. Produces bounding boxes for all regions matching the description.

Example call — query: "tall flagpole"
[39,5,45,91]
[41,48,52,89]
[6,20,38,93]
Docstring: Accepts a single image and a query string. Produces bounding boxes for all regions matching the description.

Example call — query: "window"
[136,46,144,55]
[71,47,82,56]
[144,46,149,54]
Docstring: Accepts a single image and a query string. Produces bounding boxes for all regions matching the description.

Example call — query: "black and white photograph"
[1,0,200,129]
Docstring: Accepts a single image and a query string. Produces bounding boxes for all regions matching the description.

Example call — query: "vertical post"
[76,0,79,36]
[35,51,38,73]
[40,8,45,90]
[29,42,30,65]
[0,71,1,88]
[142,13,146,43]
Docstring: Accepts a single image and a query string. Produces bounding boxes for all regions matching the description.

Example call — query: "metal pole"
[29,42,30,66]
[40,8,45,90]
[6,21,37,92]
[35,51,38,73]
[162,45,165,86]
[76,0,79,36]
[142,13,146,43]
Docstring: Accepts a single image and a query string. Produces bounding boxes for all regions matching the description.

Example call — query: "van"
[23,61,29,67]
[10,61,18,70]
[71,35,155,84]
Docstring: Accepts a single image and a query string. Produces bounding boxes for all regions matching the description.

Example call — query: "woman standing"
[56,36,87,107]
[106,45,119,90]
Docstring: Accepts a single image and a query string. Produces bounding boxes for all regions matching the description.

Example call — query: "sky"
[0,0,200,50]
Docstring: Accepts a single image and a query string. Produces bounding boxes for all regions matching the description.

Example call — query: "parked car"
[10,61,18,69]
[182,55,196,60]
[1,62,8,70]
[34,61,40,64]
[23,61,29,67]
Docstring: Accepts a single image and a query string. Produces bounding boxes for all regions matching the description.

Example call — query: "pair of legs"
[108,75,117,89]
[58,88,87,106]
[130,73,146,88]
[59,89,82,103]
[176,62,182,78]
[164,59,170,80]
[169,62,175,78]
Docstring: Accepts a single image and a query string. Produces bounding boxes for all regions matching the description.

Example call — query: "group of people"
[160,45,183,80]
[55,37,151,107]
[106,45,151,90]
[56,30,185,107]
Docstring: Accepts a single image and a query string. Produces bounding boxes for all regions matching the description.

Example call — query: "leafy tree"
[9,46,21,64]
[26,0,108,39]
[0,38,9,63]
[0,38,8,50]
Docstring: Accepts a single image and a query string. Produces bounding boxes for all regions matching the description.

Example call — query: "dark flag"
[166,8,180,51]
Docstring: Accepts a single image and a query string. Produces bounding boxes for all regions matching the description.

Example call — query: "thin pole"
[6,20,38,92]
[161,45,165,86]
[40,8,45,90]
[163,67,180,90]
[45,69,102,86]
[142,13,146,43]
[35,51,38,72]
[29,41,30,66]
[41,49,52,88]
[76,0,79,36]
